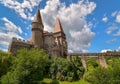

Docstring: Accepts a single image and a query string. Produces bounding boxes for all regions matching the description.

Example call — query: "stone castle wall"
[9,37,33,55]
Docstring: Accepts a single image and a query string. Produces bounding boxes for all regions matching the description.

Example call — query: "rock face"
[8,9,68,58]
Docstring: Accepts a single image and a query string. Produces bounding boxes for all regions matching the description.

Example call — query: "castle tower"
[54,18,67,57]
[30,9,44,49]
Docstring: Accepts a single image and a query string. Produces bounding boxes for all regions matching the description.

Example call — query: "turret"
[54,18,67,57]
[54,18,65,38]
[30,9,44,49]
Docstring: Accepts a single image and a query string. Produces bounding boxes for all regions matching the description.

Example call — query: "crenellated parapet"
[8,37,34,56]
[11,37,33,45]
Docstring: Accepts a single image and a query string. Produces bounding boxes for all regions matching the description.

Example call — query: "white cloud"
[0,0,41,20]
[0,0,96,52]
[101,49,112,53]
[106,38,117,44]
[106,23,120,36]
[117,46,120,51]
[111,11,117,17]
[2,17,23,34]
[113,29,120,36]
[106,24,118,35]
[111,11,120,23]
[102,16,108,22]
[116,14,120,23]
[41,0,96,52]
[0,17,23,51]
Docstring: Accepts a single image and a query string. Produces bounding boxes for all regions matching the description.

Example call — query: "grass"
[42,78,89,84]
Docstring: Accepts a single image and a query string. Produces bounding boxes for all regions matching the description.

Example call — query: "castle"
[8,9,68,58]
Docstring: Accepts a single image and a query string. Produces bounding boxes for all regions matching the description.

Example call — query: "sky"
[0,0,120,53]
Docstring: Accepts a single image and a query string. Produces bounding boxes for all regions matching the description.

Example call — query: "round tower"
[31,9,44,49]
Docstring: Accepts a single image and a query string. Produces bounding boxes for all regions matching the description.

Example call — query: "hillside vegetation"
[0,49,120,84]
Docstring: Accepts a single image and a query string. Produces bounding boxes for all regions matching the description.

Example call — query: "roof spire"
[33,2,43,26]
[54,18,64,33]
[33,9,41,22]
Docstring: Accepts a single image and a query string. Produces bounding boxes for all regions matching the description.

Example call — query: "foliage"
[84,67,111,84]
[1,48,120,84]
[50,57,84,82]
[0,50,13,78]
[84,57,120,84]
[1,49,49,84]
[86,58,98,71]
[50,79,59,84]
[108,58,120,84]
[42,78,89,84]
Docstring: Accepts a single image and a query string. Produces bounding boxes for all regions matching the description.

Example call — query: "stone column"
[81,56,87,71]
[98,55,107,68]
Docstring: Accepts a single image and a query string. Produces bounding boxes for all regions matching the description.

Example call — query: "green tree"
[0,50,13,78]
[86,58,98,71]
[84,57,120,84]
[50,58,69,80]
[50,57,84,82]
[84,67,111,84]
[1,49,49,84]
[108,58,120,83]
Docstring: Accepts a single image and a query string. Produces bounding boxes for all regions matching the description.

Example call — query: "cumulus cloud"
[0,0,96,52]
[41,0,96,52]
[102,16,108,22]
[0,17,23,51]
[0,0,41,20]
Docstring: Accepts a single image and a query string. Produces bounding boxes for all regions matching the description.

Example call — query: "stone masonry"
[8,9,68,58]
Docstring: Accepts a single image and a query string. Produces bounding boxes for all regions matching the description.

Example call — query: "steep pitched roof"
[33,9,43,26]
[54,18,64,33]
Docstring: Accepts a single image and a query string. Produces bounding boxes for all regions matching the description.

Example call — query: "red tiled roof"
[54,18,64,33]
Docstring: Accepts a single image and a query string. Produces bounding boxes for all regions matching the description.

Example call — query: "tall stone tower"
[8,9,68,58]
[54,18,67,57]
[30,9,44,49]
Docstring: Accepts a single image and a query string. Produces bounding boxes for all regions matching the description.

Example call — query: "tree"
[50,57,84,82]
[84,67,111,84]
[1,49,49,84]
[84,57,120,84]
[0,50,13,78]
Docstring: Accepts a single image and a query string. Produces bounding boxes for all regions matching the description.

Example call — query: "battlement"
[12,37,33,45]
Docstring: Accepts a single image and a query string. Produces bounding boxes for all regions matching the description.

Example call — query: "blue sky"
[0,0,120,53]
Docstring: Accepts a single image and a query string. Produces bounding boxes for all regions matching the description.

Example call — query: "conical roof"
[54,18,64,33]
[33,9,43,27]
